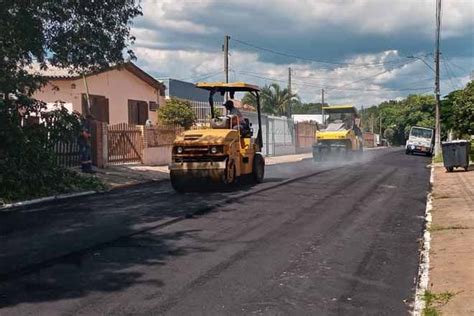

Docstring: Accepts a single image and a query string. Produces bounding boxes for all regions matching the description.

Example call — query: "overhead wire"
[179,70,224,82]
[443,56,467,89]
[441,56,459,90]
[234,69,432,93]
[232,37,412,69]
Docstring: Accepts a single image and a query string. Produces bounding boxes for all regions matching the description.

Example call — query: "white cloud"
[130,0,474,106]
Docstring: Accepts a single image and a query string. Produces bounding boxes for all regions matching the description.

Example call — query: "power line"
[325,59,416,90]
[441,56,458,90]
[235,58,413,90]
[232,37,410,68]
[442,56,467,88]
[234,69,432,93]
[179,70,224,82]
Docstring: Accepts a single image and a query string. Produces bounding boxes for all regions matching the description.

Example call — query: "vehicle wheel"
[446,167,454,172]
[223,159,236,185]
[464,166,469,172]
[252,153,265,183]
[170,171,187,193]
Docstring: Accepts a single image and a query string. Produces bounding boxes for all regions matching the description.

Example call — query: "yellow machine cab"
[169,82,265,192]
[313,105,363,161]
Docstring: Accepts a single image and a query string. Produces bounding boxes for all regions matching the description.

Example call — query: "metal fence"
[53,141,81,167]
[188,100,225,123]
[242,111,296,156]
[184,99,315,157]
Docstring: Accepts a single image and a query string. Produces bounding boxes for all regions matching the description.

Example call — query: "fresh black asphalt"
[0,148,431,315]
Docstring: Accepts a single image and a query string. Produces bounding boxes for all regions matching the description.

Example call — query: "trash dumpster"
[441,140,470,172]
[470,139,474,163]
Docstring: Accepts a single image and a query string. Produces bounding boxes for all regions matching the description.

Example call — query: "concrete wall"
[33,69,165,125]
[143,146,173,165]
[243,111,296,156]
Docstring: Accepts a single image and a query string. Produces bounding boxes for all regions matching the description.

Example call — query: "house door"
[82,94,109,123]
[128,99,148,125]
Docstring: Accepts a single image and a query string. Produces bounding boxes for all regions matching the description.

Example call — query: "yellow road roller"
[313,105,363,161]
[169,82,265,192]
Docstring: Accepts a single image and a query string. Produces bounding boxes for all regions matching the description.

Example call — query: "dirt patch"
[428,166,474,315]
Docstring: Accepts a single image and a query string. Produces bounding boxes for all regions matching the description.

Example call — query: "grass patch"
[432,154,444,163]
[423,290,456,316]
[429,224,470,232]
[0,169,105,204]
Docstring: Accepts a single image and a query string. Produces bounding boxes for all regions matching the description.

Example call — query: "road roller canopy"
[195,81,264,150]
[322,105,357,114]
[196,82,260,93]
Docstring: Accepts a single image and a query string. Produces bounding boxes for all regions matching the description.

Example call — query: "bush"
[0,99,104,203]
[383,128,395,144]
[157,98,196,129]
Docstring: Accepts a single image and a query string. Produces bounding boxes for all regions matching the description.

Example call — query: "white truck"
[405,126,434,156]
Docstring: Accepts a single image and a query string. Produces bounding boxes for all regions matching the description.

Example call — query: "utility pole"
[434,0,442,156]
[223,35,230,101]
[370,114,374,133]
[321,88,325,106]
[224,35,230,83]
[288,67,292,116]
[379,115,382,136]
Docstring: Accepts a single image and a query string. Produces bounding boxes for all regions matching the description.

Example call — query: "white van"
[405,126,434,156]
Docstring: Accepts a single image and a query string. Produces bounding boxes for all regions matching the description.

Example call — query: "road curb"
[0,179,170,213]
[413,164,434,315]
[0,191,97,212]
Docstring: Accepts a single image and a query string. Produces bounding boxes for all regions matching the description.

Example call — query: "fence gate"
[295,122,317,153]
[54,141,81,167]
[107,123,144,164]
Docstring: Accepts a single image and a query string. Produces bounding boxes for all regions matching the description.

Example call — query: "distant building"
[162,78,224,103]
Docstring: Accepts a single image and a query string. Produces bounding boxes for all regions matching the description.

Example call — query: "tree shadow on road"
[0,229,211,309]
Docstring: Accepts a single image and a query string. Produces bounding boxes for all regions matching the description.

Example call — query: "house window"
[81,94,109,123]
[128,99,148,125]
[149,101,158,112]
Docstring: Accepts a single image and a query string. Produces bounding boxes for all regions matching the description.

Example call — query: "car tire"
[252,153,265,183]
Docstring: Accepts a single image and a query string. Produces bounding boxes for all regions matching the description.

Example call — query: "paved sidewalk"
[428,164,474,315]
[94,153,313,189]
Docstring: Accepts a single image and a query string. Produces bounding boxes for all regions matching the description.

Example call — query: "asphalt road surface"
[0,148,431,315]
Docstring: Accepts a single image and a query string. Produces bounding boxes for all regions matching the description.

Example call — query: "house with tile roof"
[31,63,166,125]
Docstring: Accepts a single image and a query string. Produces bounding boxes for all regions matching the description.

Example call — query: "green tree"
[0,0,142,202]
[242,83,299,116]
[442,81,474,138]
[158,98,197,129]
[261,83,299,116]
[383,128,396,144]
[292,102,323,114]
[241,92,259,109]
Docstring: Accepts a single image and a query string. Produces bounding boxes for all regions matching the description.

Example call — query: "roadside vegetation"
[242,83,299,116]
[242,81,473,149]
[423,290,457,316]
[157,98,197,129]
[1,1,142,203]
[360,82,474,145]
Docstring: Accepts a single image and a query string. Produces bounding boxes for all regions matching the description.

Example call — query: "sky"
[130,0,474,107]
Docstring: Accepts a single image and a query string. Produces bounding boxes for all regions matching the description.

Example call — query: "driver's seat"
[210,116,230,129]
[240,118,252,138]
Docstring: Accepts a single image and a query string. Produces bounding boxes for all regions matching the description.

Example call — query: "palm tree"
[241,83,299,116]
